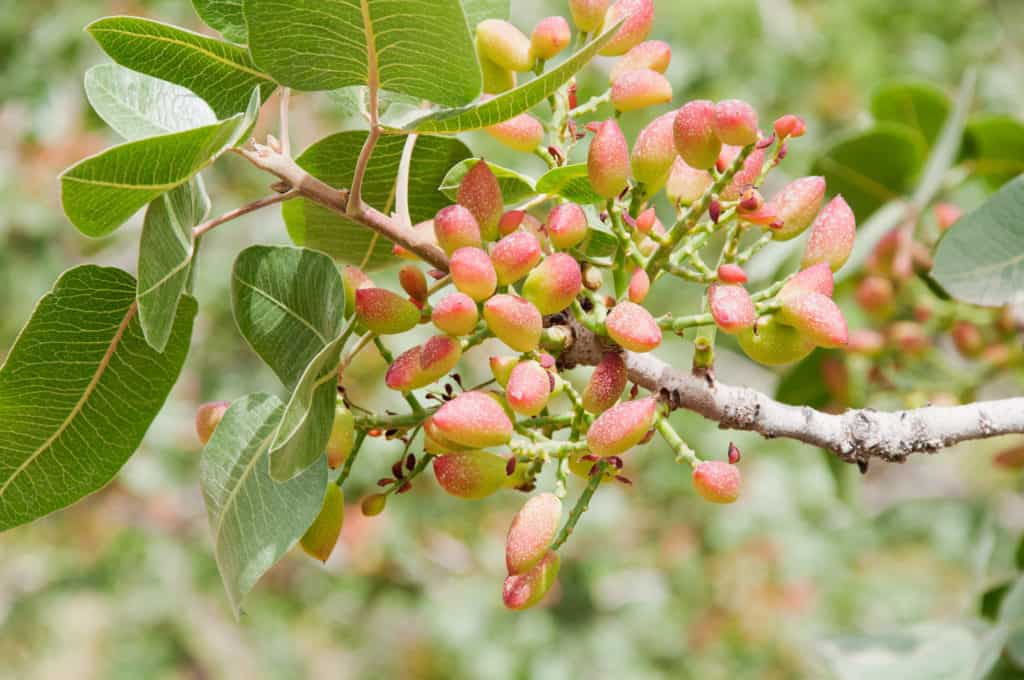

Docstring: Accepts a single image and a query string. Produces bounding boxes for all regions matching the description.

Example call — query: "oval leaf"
[440,158,536,204]
[962,115,1024,188]
[245,0,480,106]
[932,175,1024,307]
[536,164,604,204]
[200,393,327,617]
[462,0,509,28]
[192,0,248,44]
[0,266,196,531]
[870,80,951,148]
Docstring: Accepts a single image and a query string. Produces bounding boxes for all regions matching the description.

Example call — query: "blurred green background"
[2,1,1024,678]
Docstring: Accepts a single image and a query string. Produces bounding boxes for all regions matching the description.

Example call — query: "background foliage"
[2,0,1024,678]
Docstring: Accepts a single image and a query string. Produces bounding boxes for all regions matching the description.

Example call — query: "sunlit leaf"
[962,115,1024,188]
[536,164,604,204]
[871,80,951,148]
[192,0,247,44]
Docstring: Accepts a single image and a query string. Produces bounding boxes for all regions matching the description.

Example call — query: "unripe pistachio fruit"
[432,292,479,336]
[610,40,671,81]
[355,288,421,335]
[484,108,546,152]
[777,289,848,348]
[708,283,756,334]
[457,160,504,241]
[491,230,543,285]
[887,321,929,356]
[483,294,543,351]
[782,263,834,298]
[399,265,427,304]
[717,264,748,284]
[480,52,516,94]
[506,360,552,416]
[665,157,713,206]
[300,483,344,562]
[951,320,984,358]
[569,0,610,32]
[450,247,498,302]
[196,400,230,445]
[736,314,815,366]
[631,111,677,192]
[767,176,826,241]
[429,391,514,449]
[489,355,518,387]
[326,405,356,469]
[802,195,856,272]
[720,146,765,200]
[582,352,628,413]
[476,19,533,72]
[692,460,741,503]
[611,69,672,112]
[506,493,562,574]
[855,276,895,313]
[386,335,463,391]
[605,300,661,352]
[713,99,759,147]
[361,493,387,516]
[341,266,373,318]
[434,451,510,499]
[522,253,583,315]
[598,0,655,56]
[503,550,560,610]
[530,16,571,60]
[586,397,658,457]
[628,267,650,303]
[773,114,806,139]
[546,203,589,250]
[847,329,885,356]
[674,100,721,170]
[587,119,631,199]
[434,204,482,255]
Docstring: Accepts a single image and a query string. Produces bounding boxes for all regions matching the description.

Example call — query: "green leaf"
[963,115,1024,188]
[88,16,273,119]
[982,582,1012,621]
[137,179,210,352]
[192,0,247,44]
[462,0,509,28]
[536,164,605,204]
[932,175,1024,307]
[1016,533,1024,571]
[84,64,217,141]
[775,350,830,409]
[440,159,536,204]
[871,80,951,148]
[285,132,471,269]
[405,19,622,133]
[245,0,480,106]
[231,246,346,390]
[200,393,327,617]
[811,123,924,219]
[60,89,258,238]
[0,266,196,531]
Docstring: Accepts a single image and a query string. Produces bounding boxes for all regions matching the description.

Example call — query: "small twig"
[551,460,606,551]
[192,190,298,238]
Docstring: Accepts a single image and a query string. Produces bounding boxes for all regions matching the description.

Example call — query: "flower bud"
[506,493,562,574]
[587,119,631,199]
[301,483,344,562]
[674,100,721,170]
[546,203,589,250]
[847,329,885,356]
[434,451,510,499]
[491,230,542,285]
[606,300,661,352]
[476,19,533,72]
[933,202,962,232]
[611,69,672,112]
[522,253,583,315]
[429,391,513,449]
[692,460,741,503]
[773,114,806,139]
[434,204,482,255]
[598,0,654,56]
[610,40,671,80]
[802,195,856,272]
[713,99,759,147]
[196,400,230,445]
[665,157,713,206]
[490,355,518,387]
[569,0,609,32]
[506,360,552,416]
[720,147,765,200]
[530,16,571,60]
[767,176,826,241]
[628,267,650,303]
[432,292,479,336]
[458,160,504,241]
[778,290,848,348]
[399,264,428,304]
[586,397,658,457]
[736,314,815,366]
[361,493,387,516]
[582,352,627,413]
[484,109,546,152]
[480,52,517,94]
[855,276,894,313]
[708,284,756,334]
[952,321,984,358]
[450,247,498,301]
[341,266,374,318]
[355,287,421,335]
[717,264,748,284]
[483,294,543,351]
[633,207,657,233]
[631,111,677,191]
[503,550,560,610]
[782,263,834,298]
[326,405,356,469]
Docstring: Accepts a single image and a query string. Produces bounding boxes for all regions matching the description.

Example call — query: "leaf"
[962,115,1024,188]
[811,123,924,219]
[200,393,327,617]
[60,89,258,238]
[0,266,196,531]
[1016,533,1024,571]
[462,0,509,28]
[284,132,471,269]
[231,245,346,390]
[88,16,273,118]
[932,176,1024,307]
[536,164,605,204]
[405,19,622,133]
[137,178,210,352]
[84,64,217,141]
[245,0,480,106]
[440,159,536,204]
[910,70,975,207]
[871,80,951,148]
[192,0,247,44]
[775,350,830,409]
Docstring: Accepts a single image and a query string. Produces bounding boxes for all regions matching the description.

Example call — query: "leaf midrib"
[232,275,331,345]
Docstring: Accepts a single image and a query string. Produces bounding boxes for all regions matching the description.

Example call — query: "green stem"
[655,415,699,467]
[569,90,611,118]
[551,461,606,551]
[335,429,368,487]
[657,311,715,332]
